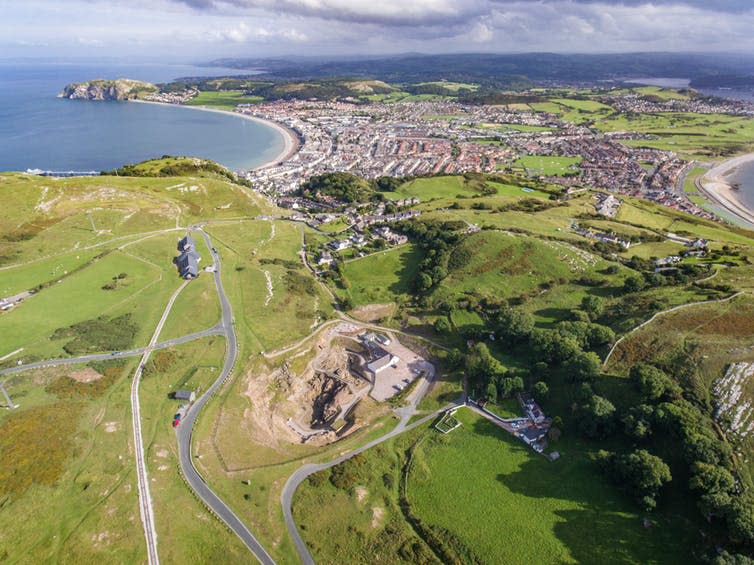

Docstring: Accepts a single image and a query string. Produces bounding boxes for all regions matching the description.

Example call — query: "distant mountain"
[205,52,754,88]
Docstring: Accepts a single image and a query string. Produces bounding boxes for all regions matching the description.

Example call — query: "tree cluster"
[465,343,524,402]
[597,449,672,511]
[397,220,465,294]
[618,362,754,547]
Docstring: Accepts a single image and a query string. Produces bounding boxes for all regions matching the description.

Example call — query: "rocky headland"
[58,78,157,101]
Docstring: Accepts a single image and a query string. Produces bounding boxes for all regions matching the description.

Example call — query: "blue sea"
[0,60,283,172]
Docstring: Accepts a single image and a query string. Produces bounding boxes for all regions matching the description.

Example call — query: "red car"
[172,417,181,428]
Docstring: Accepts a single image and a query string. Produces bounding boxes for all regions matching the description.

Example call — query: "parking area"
[368,333,433,402]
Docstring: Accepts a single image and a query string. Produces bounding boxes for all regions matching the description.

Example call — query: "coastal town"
[141,92,750,224]
[136,81,754,230]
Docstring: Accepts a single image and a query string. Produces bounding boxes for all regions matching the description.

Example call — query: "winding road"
[174,229,276,565]
[2,223,452,565]
[1,228,276,565]
[280,399,458,565]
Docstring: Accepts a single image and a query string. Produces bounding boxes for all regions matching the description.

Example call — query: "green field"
[0,360,145,563]
[515,155,582,176]
[294,408,693,564]
[594,112,754,157]
[184,90,263,110]
[204,220,333,353]
[0,246,177,360]
[343,245,421,306]
[415,81,479,92]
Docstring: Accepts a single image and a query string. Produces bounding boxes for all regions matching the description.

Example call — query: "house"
[374,333,391,346]
[362,332,390,346]
[329,239,351,251]
[176,249,201,279]
[174,390,196,402]
[654,255,681,267]
[688,238,708,249]
[317,251,333,266]
[350,234,367,246]
[178,235,195,252]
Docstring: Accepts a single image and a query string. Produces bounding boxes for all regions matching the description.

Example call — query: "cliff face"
[58,78,157,101]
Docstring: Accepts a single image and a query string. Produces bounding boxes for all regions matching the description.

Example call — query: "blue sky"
[3,0,754,59]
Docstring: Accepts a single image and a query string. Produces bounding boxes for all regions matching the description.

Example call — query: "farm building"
[174,390,196,402]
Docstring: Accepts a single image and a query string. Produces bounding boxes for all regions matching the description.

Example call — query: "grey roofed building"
[178,235,195,253]
[177,249,201,279]
[174,390,196,402]
[367,353,399,376]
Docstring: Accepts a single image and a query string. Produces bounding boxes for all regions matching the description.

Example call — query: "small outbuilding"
[174,390,196,403]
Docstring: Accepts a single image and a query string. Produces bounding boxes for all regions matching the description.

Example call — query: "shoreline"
[698,153,754,229]
[130,99,300,171]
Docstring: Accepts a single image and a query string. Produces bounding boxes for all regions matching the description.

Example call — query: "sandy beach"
[698,153,754,228]
[131,99,300,171]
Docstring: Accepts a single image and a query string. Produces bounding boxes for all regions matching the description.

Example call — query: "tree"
[581,295,603,320]
[340,295,354,310]
[445,348,465,370]
[533,381,549,401]
[417,272,433,293]
[689,461,735,516]
[587,324,615,348]
[577,394,616,438]
[623,275,645,293]
[630,364,679,402]
[599,449,672,511]
[465,342,504,393]
[485,381,498,401]
[622,404,654,440]
[499,376,524,398]
[567,351,602,382]
[433,317,452,335]
[727,495,754,545]
[495,307,534,343]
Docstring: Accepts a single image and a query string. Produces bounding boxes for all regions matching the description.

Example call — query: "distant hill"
[205,52,754,88]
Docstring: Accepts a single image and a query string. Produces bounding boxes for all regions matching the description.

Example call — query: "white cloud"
[4,0,754,57]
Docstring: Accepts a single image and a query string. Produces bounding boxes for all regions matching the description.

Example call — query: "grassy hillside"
[0,159,272,562]
[294,408,694,564]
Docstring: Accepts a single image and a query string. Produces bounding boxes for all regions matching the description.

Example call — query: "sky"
[2,0,754,60]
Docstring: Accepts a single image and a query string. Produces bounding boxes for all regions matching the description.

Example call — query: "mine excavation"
[243,323,431,448]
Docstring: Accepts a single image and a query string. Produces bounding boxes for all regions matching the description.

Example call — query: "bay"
[726,160,754,211]
[0,60,282,172]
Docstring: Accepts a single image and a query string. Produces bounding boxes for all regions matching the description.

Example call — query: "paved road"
[0,229,273,563]
[0,327,223,378]
[175,229,276,565]
[280,401,459,565]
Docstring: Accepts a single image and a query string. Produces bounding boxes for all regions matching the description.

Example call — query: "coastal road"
[175,229,276,565]
[131,278,190,565]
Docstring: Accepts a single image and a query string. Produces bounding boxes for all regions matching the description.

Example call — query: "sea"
[625,77,754,210]
[0,60,284,173]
